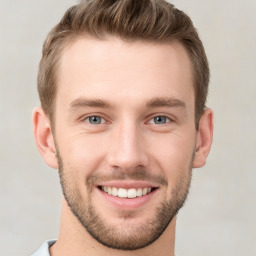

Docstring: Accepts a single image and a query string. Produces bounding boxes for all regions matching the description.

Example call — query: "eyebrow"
[145,97,186,109]
[69,97,186,111]
[69,98,112,110]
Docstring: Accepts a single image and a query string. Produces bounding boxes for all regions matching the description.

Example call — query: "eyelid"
[84,116,106,124]
[146,114,174,124]
[79,113,109,124]
[148,116,171,124]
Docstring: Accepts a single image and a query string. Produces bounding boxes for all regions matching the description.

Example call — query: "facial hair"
[56,147,193,251]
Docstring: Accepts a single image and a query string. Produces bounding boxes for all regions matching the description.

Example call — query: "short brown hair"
[38,0,209,128]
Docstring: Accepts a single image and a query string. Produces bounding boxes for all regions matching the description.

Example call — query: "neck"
[50,198,176,256]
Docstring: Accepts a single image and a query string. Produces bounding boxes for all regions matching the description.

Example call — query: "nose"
[107,122,149,171]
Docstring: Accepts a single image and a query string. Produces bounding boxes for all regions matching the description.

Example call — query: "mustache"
[86,167,168,187]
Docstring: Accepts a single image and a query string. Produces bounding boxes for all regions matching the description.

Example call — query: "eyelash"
[84,115,106,125]
[148,116,172,125]
[83,115,172,125]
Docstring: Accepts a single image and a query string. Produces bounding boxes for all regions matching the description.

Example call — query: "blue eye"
[150,116,170,124]
[85,116,105,124]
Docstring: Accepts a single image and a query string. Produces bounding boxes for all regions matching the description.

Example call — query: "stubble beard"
[56,148,193,251]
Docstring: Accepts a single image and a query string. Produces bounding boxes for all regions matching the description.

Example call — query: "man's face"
[54,37,197,250]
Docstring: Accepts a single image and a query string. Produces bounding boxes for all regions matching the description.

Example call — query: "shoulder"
[30,240,56,256]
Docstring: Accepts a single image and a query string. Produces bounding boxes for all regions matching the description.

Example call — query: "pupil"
[90,116,101,124]
[154,116,166,124]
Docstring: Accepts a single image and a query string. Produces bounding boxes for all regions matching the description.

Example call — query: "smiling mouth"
[99,186,157,199]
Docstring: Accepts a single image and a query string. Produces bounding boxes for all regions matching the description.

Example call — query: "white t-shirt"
[30,239,178,255]
[30,240,56,256]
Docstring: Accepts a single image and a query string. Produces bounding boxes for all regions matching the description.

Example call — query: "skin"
[33,36,213,256]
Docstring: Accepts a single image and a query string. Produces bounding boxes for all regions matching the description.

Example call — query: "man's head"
[37,0,209,129]
[33,0,213,252]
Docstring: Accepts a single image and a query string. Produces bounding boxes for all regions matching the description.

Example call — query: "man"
[31,0,213,255]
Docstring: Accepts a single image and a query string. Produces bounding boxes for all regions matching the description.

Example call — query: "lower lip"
[96,187,158,210]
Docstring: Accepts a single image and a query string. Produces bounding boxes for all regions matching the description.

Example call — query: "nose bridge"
[108,119,148,170]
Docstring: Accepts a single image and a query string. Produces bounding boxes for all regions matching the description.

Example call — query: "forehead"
[56,36,194,109]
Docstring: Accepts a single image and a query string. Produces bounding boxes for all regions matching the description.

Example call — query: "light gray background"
[0,0,255,255]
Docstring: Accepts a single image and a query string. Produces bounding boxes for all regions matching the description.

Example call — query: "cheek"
[57,131,109,177]
[147,131,195,186]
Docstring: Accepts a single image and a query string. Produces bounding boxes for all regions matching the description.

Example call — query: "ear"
[193,108,214,168]
[32,107,58,169]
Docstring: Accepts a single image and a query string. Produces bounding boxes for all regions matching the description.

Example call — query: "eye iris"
[89,116,101,124]
[154,116,166,124]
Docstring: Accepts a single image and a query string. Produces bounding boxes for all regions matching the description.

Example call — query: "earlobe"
[193,108,214,168]
[32,107,58,169]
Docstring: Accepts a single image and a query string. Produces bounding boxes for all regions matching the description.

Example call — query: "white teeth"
[101,186,153,198]
[127,188,137,198]
[112,187,118,196]
[118,188,127,198]
[136,188,142,197]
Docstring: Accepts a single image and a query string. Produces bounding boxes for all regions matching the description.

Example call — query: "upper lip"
[96,180,159,189]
